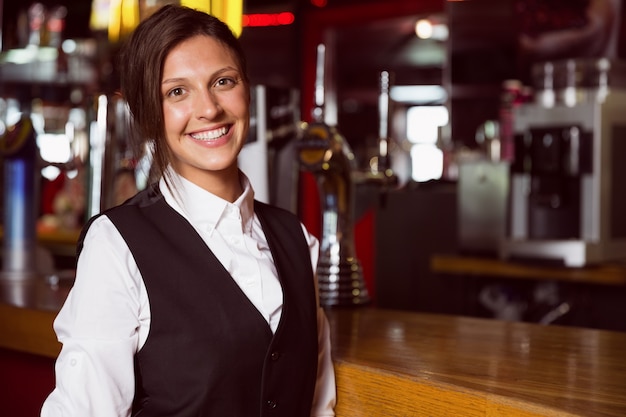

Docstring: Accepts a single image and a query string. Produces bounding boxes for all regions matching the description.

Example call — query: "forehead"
[164,35,239,72]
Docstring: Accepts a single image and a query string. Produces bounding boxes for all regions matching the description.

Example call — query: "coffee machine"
[501,59,626,267]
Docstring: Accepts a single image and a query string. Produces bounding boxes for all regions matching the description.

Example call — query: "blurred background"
[2,0,626,332]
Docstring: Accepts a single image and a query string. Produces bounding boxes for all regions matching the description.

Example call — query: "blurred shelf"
[431,254,626,286]
[0,47,97,87]
[0,226,80,258]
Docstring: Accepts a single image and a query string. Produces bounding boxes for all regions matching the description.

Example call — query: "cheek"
[235,98,250,121]
[163,103,189,133]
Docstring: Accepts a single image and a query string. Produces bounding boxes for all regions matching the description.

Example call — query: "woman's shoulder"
[253,199,298,220]
[253,200,317,246]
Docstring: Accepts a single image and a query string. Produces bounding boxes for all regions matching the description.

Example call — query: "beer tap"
[377,70,392,173]
[0,114,39,284]
[353,70,398,186]
[297,44,370,307]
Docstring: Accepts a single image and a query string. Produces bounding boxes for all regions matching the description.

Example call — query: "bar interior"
[1,0,626,416]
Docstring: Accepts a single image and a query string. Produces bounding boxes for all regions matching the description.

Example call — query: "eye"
[167,87,185,98]
[213,77,238,90]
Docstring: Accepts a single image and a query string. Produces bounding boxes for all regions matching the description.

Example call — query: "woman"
[41,5,336,416]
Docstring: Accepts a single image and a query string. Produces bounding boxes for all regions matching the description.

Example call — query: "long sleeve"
[40,216,148,417]
[311,307,338,416]
[302,225,337,416]
[41,173,337,416]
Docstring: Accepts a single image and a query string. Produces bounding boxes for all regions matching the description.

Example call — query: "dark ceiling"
[333,14,446,101]
[1,0,446,97]
[241,1,447,106]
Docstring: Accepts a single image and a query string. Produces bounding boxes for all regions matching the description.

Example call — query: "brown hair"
[118,5,249,186]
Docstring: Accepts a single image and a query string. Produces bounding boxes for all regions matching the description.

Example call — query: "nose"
[196,89,222,119]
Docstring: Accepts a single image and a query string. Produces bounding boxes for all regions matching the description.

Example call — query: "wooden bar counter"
[327,308,626,416]
[2,279,626,416]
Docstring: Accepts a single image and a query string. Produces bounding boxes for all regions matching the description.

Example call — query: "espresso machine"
[500,59,626,267]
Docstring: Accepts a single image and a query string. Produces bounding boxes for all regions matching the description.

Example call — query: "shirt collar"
[159,169,256,235]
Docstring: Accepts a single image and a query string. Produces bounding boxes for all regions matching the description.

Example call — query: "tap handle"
[378,70,393,169]
[313,44,326,123]
[378,71,390,140]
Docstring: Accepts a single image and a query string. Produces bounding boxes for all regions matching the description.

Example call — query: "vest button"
[266,399,278,409]
[270,351,281,361]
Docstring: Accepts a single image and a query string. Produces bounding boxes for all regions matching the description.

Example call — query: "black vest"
[78,185,318,416]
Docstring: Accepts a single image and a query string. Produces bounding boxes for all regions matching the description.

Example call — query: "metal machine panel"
[501,89,626,266]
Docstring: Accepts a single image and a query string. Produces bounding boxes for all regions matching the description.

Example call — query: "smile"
[190,126,229,141]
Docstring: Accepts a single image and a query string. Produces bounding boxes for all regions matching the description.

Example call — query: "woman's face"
[161,34,249,190]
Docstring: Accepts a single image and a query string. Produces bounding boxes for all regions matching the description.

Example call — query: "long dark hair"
[118,5,249,186]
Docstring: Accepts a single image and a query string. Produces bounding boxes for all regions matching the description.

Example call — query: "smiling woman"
[160,35,250,197]
[39,5,337,417]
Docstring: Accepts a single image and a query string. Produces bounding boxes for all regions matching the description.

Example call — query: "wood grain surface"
[327,308,626,417]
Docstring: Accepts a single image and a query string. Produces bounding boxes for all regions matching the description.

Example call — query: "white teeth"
[191,126,228,141]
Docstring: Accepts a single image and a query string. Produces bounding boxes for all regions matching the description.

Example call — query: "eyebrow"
[161,66,240,86]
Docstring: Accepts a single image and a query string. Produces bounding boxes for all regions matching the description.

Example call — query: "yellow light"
[107,0,121,42]
[103,0,243,43]
[90,0,110,31]
[107,0,140,43]
[181,0,243,37]
[181,0,211,14]
[122,0,140,36]
[223,0,243,37]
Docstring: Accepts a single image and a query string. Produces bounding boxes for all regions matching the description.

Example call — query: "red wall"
[0,348,55,417]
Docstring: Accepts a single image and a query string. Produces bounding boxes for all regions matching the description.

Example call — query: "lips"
[190,125,230,141]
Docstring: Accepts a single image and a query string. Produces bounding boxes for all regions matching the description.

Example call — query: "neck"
[170,165,244,203]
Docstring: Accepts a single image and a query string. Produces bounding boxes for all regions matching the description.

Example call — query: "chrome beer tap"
[353,70,398,186]
[297,44,369,307]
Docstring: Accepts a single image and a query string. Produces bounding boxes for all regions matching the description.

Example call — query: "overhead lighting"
[390,85,447,105]
[95,0,244,42]
[415,19,433,39]
[182,0,243,36]
[106,0,140,43]
[415,18,448,41]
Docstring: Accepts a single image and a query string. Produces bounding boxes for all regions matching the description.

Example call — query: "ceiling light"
[415,18,448,41]
[415,19,433,39]
[390,85,447,105]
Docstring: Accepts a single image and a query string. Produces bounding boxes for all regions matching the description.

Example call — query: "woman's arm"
[301,225,337,417]
[41,216,148,417]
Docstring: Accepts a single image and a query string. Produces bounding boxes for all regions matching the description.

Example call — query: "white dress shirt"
[41,171,336,416]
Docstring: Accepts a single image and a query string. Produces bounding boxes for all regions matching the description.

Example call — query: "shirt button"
[230,236,241,245]
[266,400,277,409]
[270,351,280,361]
[226,206,239,218]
